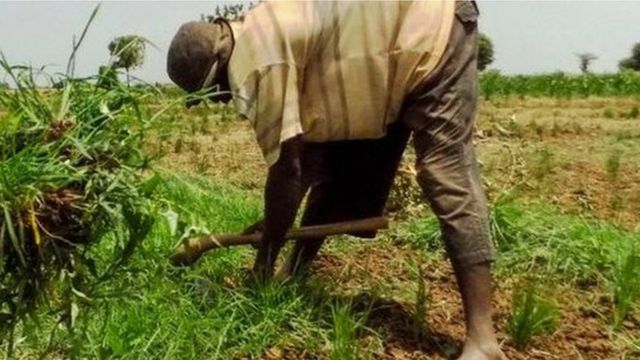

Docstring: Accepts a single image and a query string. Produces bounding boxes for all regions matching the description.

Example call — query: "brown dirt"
[475,97,640,229]
[308,245,639,359]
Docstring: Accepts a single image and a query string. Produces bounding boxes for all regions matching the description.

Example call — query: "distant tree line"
[478,33,494,71]
[619,43,640,71]
[573,42,640,74]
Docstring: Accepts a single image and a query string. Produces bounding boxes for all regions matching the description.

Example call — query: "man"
[167,1,506,359]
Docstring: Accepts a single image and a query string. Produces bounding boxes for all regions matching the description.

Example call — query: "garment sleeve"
[234,64,303,167]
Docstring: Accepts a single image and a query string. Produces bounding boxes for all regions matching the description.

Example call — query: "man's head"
[167,19,234,107]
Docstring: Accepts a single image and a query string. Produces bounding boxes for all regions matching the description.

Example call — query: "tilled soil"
[309,245,639,359]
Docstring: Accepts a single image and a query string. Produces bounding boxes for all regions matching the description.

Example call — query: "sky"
[1,1,639,85]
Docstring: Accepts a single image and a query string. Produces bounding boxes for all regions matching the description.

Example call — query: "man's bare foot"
[457,338,507,360]
[273,267,293,283]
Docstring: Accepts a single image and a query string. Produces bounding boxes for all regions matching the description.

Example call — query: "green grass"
[10,174,346,359]
[488,197,639,286]
[7,171,640,358]
[330,303,366,360]
[507,283,558,350]
[613,252,640,328]
[390,196,639,288]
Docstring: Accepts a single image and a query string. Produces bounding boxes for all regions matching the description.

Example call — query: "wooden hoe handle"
[169,216,388,266]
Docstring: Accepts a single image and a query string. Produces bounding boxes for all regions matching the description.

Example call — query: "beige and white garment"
[228,0,456,166]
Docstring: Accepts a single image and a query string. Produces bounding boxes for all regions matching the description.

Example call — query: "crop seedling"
[507,283,558,350]
[529,146,555,181]
[605,149,622,180]
[613,251,640,329]
[411,264,430,340]
[330,302,365,360]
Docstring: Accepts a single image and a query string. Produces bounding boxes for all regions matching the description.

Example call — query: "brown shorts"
[300,121,410,238]
[301,0,495,267]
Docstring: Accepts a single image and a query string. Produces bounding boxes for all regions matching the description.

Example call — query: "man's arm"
[253,136,306,280]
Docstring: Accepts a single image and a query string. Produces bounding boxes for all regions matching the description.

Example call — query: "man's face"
[184,64,232,108]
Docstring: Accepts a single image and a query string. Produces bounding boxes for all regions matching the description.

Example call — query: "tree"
[619,42,640,71]
[201,3,254,22]
[478,33,494,71]
[107,35,147,85]
[576,53,597,74]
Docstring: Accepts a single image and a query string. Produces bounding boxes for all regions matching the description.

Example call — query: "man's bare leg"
[453,262,506,360]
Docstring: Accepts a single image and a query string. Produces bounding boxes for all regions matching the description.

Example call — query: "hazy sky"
[1,1,639,84]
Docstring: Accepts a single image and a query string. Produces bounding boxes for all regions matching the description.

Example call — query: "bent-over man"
[167,1,506,359]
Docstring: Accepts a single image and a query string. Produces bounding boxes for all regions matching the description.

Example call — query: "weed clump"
[613,252,640,328]
[507,283,557,350]
[529,146,555,181]
[330,302,367,360]
[603,108,615,119]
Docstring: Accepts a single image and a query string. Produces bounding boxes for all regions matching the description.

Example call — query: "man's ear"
[213,19,234,65]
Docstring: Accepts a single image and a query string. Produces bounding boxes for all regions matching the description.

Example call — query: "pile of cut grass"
[0,58,161,352]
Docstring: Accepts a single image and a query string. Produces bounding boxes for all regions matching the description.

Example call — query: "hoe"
[170,217,389,266]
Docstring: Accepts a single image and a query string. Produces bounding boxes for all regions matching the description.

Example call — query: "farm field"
[3,83,638,359]
[2,1,640,358]
[150,95,640,360]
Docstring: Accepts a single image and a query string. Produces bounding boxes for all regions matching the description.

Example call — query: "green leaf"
[3,206,26,267]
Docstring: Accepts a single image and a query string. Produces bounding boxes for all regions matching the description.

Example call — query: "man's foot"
[457,338,507,360]
[273,267,294,283]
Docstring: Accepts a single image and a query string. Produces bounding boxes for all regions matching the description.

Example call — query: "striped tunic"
[228,0,455,166]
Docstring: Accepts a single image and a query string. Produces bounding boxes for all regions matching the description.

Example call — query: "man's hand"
[252,137,307,281]
[242,219,265,249]
[242,220,265,235]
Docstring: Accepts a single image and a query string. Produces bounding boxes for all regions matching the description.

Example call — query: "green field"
[480,71,640,99]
